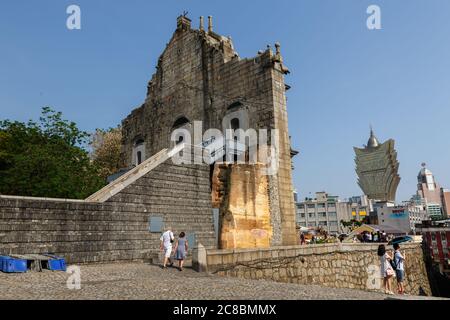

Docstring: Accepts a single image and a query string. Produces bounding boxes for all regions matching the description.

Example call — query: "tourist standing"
[174,232,189,271]
[377,244,395,295]
[300,232,306,245]
[363,232,368,242]
[393,243,406,294]
[160,228,175,268]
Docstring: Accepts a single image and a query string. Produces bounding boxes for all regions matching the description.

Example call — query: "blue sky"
[1,0,449,202]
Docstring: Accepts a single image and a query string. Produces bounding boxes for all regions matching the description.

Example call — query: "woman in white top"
[377,244,395,295]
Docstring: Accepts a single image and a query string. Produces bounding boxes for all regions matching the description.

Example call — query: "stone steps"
[86,144,185,203]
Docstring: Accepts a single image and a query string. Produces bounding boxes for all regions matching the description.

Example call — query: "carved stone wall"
[121,16,297,246]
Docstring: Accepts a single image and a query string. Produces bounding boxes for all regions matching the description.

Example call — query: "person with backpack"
[393,243,406,294]
[377,244,395,295]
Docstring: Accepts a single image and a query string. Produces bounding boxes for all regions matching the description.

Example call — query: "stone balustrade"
[194,242,432,296]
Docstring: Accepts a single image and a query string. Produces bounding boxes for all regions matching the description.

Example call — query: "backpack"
[390,252,400,271]
[389,258,398,271]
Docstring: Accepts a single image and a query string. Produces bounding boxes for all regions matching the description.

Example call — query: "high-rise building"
[416,220,450,276]
[417,164,444,219]
[441,188,450,218]
[354,129,400,202]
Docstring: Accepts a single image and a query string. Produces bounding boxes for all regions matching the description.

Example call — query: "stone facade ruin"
[120,15,298,248]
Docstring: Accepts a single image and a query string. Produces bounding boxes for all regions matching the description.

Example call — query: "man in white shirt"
[160,229,175,268]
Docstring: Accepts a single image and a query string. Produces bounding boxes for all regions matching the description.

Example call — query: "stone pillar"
[199,16,204,31]
[208,16,213,33]
[218,164,273,249]
[192,243,207,272]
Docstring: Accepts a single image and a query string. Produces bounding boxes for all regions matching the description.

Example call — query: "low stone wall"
[0,161,216,264]
[201,243,432,296]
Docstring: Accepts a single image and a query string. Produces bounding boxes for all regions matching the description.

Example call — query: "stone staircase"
[86,143,185,203]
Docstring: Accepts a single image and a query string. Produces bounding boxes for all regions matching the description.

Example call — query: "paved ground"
[0,262,394,300]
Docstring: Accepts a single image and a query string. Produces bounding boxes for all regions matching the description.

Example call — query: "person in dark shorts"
[174,232,189,271]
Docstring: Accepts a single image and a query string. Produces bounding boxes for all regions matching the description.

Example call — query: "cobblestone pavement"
[0,263,391,300]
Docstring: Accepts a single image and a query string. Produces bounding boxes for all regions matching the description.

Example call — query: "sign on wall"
[149,216,164,233]
[389,209,408,219]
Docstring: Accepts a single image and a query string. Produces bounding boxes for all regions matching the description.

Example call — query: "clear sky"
[1,0,449,202]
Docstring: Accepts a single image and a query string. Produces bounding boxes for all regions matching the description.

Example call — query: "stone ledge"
[206,242,422,257]
[0,195,85,203]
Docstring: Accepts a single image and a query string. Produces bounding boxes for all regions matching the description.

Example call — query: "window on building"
[231,118,240,131]
[319,221,328,226]
[329,221,338,227]
[443,248,449,257]
[301,213,305,218]
[317,203,326,209]
[172,116,190,129]
[328,212,337,219]
[307,204,315,209]
[228,101,243,110]
[433,247,439,256]
[318,212,327,219]
[308,213,316,219]
[308,222,316,227]
[133,139,145,167]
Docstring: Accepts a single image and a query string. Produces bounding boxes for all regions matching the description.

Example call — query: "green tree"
[340,219,364,231]
[0,107,106,199]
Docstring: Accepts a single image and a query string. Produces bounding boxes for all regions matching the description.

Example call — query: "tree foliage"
[0,107,106,199]
[90,127,123,180]
[340,219,364,229]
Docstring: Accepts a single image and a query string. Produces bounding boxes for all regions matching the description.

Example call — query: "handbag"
[386,268,394,276]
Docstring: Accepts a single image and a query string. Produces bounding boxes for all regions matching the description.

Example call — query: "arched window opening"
[172,116,190,129]
[133,138,145,166]
[228,101,243,110]
[231,118,240,142]
[231,118,240,131]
